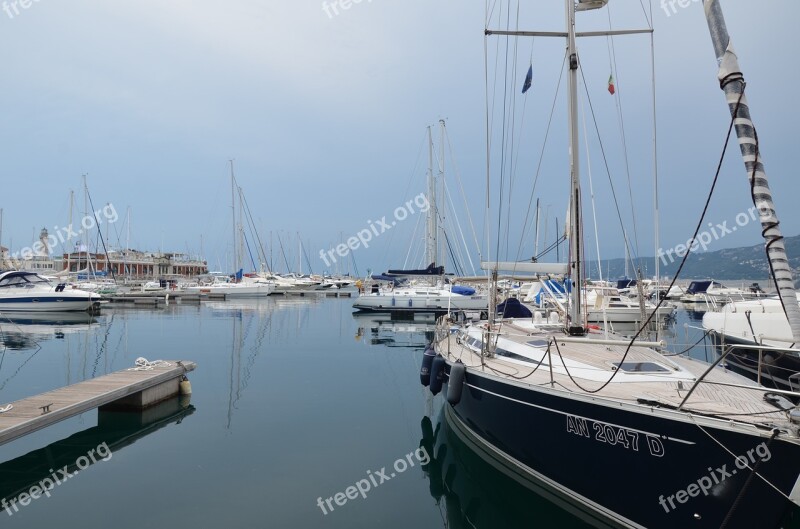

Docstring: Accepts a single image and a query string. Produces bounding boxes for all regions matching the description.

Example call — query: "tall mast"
[67,190,73,273]
[425,126,438,267]
[439,119,446,269]
[125,207,130,278]
[534,199,541,258]
[566,0,584,335]
[0,208,4,268]
[229,160,237,274]
[703,0,800,342]
[83,175,92,277]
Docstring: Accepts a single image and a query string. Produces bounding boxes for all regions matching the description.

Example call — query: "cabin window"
[526,339,549,348]
[611,362,669,373]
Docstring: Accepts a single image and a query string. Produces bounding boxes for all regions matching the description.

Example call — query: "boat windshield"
[0,272,51,288]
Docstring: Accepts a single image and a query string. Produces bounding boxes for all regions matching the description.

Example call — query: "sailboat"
[184,161,275,298]
[353,121,488,313]
[421,2,800,528]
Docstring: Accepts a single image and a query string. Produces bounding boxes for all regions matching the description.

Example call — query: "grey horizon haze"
[0,1,797,276]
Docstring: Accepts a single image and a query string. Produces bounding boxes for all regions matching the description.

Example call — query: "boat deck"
[439,321,794,430]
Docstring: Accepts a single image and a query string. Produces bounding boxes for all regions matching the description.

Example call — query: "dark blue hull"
[440,361,800,528]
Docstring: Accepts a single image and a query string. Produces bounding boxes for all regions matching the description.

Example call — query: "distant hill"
[586,234,800,281]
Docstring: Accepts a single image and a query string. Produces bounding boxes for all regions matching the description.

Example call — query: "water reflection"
[0,312,100,351]
[419,406,607,529]
[0,396,194,505]
[352,312,435,348]
[205,298,322,428]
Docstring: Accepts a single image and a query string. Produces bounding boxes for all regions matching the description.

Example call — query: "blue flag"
[522,65,533,94]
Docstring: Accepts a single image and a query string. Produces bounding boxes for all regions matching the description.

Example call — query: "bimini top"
[386,263,445,277]
[616,278,637,290]
[686,280,720,294]
[0,271,51,287]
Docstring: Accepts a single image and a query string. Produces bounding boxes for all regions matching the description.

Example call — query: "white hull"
[0,271,101,312]
[184,283,275,298]
[0,298,99,312]
[587,306,674,324]
[702,296,800,347]
[353,293,488,312]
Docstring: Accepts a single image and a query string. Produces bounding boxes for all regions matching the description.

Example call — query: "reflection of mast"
[226,311,241,429]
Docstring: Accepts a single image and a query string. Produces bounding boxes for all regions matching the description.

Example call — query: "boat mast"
[67,190,73,273]
[566,0,584,335]
[125,207,130,279]
[83,175,93,278]
[703,0,800,342]
[229,160,238,275]
[425,125,438,268]
[439,119,446,270]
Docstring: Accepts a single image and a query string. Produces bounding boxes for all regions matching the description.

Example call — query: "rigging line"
[487,0,505,179]
[443,179,477,275]
[240,188,271,273]
[443,231,464,277]
[534,235,568,261]
[84,184,116,281]
[606,6,643,265]
[508,35,536,180]
[485,0,499,28]
[578,66,637,268]
[445,127,481,267]
[513,52,568,264]
[690,419,791,507]
[381,129,428,268]
[638,0,653,30]
[580,77,604,282]
[402,208,424,269]
[549,87,745,395]
[503,0,522,259]
[494,0,512,263]
[649,4,660,340]
[0,340,42,392]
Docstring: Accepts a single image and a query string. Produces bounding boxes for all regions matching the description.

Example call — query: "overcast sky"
[0,1,797,276]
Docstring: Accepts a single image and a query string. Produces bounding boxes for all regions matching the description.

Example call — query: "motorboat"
[0,270,100,312]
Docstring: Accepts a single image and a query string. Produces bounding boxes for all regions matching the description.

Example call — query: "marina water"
[0,298,798,528]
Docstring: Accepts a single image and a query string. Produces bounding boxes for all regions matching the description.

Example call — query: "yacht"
[523,280,675,326]
[353,282,487,313]
[183,273,275,298]
[679,279,761,304]
[0,270,100,312]
[703,294,800,390]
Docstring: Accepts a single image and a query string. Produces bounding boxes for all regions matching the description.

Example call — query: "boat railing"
[539,281,567,316]
[678,343,800,410]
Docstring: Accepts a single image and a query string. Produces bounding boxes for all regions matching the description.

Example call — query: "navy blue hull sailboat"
[423,1,800,527]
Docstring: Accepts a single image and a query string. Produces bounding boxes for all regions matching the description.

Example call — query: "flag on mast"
[607,74,616,95]
[522,65,533,94]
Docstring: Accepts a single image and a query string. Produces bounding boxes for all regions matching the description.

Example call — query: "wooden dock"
[105,289,354,305]
[0,360,196,447]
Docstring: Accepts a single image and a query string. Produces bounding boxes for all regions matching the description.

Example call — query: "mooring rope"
[128,357,174,371]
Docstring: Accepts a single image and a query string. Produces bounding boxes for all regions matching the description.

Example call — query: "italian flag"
[608,74,616,95]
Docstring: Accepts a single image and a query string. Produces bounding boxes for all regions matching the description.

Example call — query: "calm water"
[0,298,797,528]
